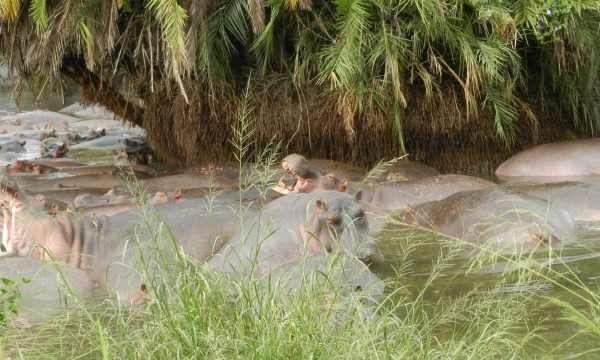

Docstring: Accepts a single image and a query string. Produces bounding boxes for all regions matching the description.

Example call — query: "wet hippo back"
[496,138,600,177]
[405,187,577,247]
[502,181,600,222]
[367,160,439,182]
[0,257,96,325]
[356,174,495,212]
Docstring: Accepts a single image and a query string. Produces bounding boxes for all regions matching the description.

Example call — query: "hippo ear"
[337,180,348,193]
[18,140,26,146]
[315,199,327,211]
[355,190,362,201]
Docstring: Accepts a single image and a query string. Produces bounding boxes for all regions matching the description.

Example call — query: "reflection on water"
[373,220,600,357]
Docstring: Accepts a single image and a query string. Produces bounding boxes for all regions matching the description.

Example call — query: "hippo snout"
[357,242,383,265]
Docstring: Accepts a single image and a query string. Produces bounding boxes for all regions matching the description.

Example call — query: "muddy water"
[1,85,599,357]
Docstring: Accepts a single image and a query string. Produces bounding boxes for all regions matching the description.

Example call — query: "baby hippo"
[292,166,340,193]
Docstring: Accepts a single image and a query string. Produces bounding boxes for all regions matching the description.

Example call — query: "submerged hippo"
[366,160,439,183]
[341,174,495,212]
[207,191,374,275]
[0,257,96,325]
[0,178,250,303]
[1,110,79,128]
[281,153,365,182]
[403,187,577,247]
[255,252,384,319]
[496,138,600,178]
[501,181,600,222]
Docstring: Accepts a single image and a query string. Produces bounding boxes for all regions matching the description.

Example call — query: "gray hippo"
[58,164,155,177]
[366,159,439,183]
[0,257,96,326]
[0,140,26,154]
[281,153,365,182]
[253,252,384,319]
[207,191,373,276]
[1,110,79,128]
[0,178,250,303]
[496,139,600,178]
[340,174,495,212]
[501,181,600,222]
[403,187,577,247]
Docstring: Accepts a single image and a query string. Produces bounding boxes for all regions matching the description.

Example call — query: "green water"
[372,222,600,358]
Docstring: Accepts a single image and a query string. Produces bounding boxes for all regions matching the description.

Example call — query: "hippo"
[366,159,439,183]
[58,164,155,177]
[138,173,237,193]
[23,187,116,205]
[0,257,97,325]
[290,167,340,193]
[121,137,154,165]
[253,252,384,319]
[0,188,250,304]
[496,138,600,178]
[281,153,366,182]
[307,159,365,182]
[281,153,307,176]
[69,133,143,151]
[501,181,600,222]
[403,187,577,248]
[1,110,79,128]
[66,128,106,145]
[23,173,128,192]
[40,139,68,158]
[0,140,26,154]
[207,191,374,276]
[340,174,495,212]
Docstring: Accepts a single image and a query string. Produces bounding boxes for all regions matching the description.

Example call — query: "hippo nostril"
[354,285,363,292]
[0,242,5,252]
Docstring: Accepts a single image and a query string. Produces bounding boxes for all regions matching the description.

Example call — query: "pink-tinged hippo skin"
[24,187,115,205]
[366,160,439,183]
[501,181,600,222]
[307,159,366,182]
[0,257,96,325]
[22,173,128,192]
[1,110,80,128]
[207,192,374,276]
[280,154,366,182]
[20,173,235,194]
[138,173,237,193]
[58,165,155,177]
[496,139,600,178]
[342,174,495,212]
[0,184,250,304]
[403,187,577,248]
[31,158,84,168]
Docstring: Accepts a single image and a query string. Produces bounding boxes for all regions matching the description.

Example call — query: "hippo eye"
[328,216,342,227]
[355,210,365,220]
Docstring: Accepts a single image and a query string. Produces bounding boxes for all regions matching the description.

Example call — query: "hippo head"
[282,153,307,176]
[0,175,24,256]
[310,192,373,261]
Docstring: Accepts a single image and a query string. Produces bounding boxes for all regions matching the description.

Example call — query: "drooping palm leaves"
[1,0,600,163]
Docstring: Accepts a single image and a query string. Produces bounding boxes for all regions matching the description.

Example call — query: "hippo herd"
[0,106,599,325]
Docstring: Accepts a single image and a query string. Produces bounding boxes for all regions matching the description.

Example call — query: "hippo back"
[405,187,577,247]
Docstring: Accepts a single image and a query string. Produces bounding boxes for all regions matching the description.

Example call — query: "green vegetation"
[1,0,600,169]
